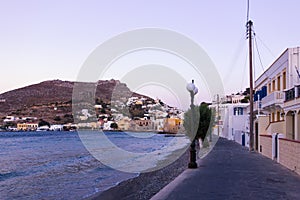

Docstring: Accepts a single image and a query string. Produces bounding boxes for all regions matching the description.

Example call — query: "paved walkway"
[151,138,300,200]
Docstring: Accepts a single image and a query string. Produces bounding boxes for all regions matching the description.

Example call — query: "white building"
[3,116,16,122]
[103,121,114,131]
[253,47,300,175]
[254,47,300,141]
[210,101,249,146]
[50,124,64,131]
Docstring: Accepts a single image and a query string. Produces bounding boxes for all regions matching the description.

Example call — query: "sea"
[0,131,190,200]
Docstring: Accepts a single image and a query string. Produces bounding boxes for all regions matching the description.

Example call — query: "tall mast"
[247,20,254,151]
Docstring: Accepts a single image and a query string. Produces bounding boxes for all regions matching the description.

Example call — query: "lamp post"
[186,80,198,168]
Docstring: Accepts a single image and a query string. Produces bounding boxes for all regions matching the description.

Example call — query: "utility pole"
[247,20,254,151]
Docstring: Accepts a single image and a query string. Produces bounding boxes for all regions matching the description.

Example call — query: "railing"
[285,88,295,102]
[261,91,284,108]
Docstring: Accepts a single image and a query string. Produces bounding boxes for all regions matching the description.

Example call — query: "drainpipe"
[258,94,260,115]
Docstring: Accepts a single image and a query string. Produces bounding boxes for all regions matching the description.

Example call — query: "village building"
[17,123,38,131]
[129,118,154,132]
[210,98,249,146]
[253,47,300,175]
[163,117,183,134]
[117,117,131,131]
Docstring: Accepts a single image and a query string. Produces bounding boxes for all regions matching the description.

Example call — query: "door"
[255,122,259,151]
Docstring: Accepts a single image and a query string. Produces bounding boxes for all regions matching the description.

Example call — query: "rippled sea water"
[0,131,189,200]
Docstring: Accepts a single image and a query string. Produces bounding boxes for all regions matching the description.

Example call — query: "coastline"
[87,148,189,200]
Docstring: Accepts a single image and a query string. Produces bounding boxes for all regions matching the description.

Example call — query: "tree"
[54,116,61,121]
[100,108,106,114]
[110,122,118,130]
[183,105,200,140]
[196,102,213,141]
[241,95,250,103]
[4,121,16,129]
[129,105,145,119]
[183,102,214,141]
[63,114,74,124]
[38,119,50,127]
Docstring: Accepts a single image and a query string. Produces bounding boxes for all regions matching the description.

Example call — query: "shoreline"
[87,148,189,200]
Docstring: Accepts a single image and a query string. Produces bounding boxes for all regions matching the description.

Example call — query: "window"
[272,80,276,91]
[276,111,280,121]
[268,83,271,94]
[283,71,286,89]
[285,88,295,101]
[234,107,243,115]
[277,76,281,91]
[271,112,275,122]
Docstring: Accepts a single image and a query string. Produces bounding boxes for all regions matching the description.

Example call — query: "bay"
[0,131,189,200]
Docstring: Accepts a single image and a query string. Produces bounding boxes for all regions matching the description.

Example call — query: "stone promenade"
[151,138,300,200]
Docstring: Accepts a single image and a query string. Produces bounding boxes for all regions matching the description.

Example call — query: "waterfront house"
[117,117,131,131]
[254,47,300,175]
[50,124,64,131]
[17,123,38,131]
[153,118,164,132]
[129,118,154,132]
[163,117,183,134]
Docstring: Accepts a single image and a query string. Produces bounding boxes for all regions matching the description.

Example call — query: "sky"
[1,0,300,109]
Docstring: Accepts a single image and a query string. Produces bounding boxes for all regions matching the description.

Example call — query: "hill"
[0,79,149,125]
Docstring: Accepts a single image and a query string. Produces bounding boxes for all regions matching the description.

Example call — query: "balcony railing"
[261,91,284,108]
[285,88,295,102]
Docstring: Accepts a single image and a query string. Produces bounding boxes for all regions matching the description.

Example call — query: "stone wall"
[259,135,273,159]
[279,138,300,175]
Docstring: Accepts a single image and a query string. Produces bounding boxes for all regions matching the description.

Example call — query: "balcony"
[284,86,300,108]
[285,88,295,102]
[261,91,285,109]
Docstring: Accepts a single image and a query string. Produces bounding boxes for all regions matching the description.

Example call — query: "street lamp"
[186,79,198,168]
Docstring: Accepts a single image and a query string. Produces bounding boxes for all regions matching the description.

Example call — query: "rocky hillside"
[0,79,148,124]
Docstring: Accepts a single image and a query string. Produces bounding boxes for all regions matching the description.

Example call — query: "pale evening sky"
[0,0,300,108]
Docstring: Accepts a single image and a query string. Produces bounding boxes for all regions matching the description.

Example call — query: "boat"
[36,125,50,131]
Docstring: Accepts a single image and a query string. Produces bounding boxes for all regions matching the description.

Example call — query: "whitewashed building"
[254,47,300,141]
[254,47,300,175]
[210,96,249,146]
